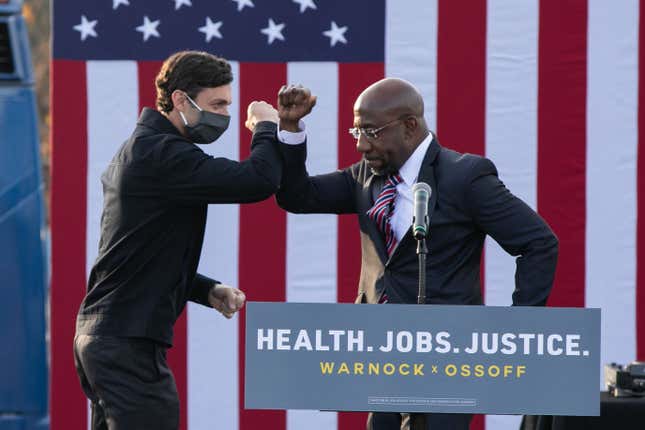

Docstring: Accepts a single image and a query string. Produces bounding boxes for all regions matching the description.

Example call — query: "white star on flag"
[260,18,285,44]
[199,17,223,42]
[323,21,348,47]
[174,0,192,10]
[136,16,161,42]
[232,0,254,12]
[73,15,98,41]
[293,0,317,13]
[112,0,129,10]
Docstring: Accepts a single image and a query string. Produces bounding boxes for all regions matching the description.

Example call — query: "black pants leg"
[74,334,180,430]
[367,412,403,429]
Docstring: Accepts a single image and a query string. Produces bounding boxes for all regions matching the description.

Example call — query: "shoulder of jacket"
[438,147,495,173]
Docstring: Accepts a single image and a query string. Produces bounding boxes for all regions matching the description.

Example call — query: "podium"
[244,302,600,416]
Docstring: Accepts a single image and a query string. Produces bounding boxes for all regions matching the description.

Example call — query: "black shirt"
[76,108,282,346]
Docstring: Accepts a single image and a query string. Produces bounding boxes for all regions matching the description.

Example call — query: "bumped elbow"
[275,192,289,210]
[234,168,280,203]
[253,177,280,201]
[243,156,281,201]
[275,191,304,213]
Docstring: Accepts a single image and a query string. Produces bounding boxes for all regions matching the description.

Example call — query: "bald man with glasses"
[254,78,558,430]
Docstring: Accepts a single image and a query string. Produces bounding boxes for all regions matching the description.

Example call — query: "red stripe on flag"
[237,63,287,430]
[637,0,645,361]
[538,0,587,308]
[138,61,162,109]
[337,62,384,430]
[50,59,88,430]
[470,414,485,430]
[436,3,487,428]
[437,0,487,157]
[137,61,189,430]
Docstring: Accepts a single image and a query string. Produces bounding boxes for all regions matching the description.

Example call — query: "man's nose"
[356,135,370,153]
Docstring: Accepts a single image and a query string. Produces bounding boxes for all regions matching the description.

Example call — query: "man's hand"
[277,85,317,132]
[245,101,279,132]
[208,284,246,319]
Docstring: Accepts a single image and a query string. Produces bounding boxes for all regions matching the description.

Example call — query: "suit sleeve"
[276,142,359,214]
[159,121,282,204]
[465,158,559,306]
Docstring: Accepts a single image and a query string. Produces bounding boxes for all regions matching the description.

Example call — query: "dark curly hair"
[155,51,233,114]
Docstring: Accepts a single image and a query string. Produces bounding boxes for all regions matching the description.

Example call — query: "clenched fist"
[208,284,246,319]
[277,84,317,131]
[245,101,279,132]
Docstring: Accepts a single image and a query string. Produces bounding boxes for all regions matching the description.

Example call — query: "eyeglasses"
[348,118,406,140]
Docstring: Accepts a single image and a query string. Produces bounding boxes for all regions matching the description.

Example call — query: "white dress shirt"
[390,133,432,241]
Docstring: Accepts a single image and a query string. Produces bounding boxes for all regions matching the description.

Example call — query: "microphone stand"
[411,221,428,430]
[416,237,427,305]
[415,216,428,305]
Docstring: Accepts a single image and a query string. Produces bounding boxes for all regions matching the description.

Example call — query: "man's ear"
[404,116,418,138]
[171,90,187,111]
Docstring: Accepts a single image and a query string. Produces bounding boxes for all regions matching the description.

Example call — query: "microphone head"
[412,181,432,200]
[412,182,432,239]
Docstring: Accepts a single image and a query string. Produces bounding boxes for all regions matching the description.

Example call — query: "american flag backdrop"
[50,1,645,429]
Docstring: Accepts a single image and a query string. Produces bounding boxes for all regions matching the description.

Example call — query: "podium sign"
[245,302,600,416]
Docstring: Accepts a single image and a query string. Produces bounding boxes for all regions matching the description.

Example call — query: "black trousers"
[74,334,179,430]
[367,412,472,430]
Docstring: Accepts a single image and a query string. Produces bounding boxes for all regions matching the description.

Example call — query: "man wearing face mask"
[73,50,281,430]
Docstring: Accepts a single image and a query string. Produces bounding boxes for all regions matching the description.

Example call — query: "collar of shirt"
[397,131,434,186]
[139,107,184,136]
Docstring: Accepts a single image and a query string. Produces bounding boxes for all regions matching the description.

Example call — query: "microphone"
[412,182,432,240]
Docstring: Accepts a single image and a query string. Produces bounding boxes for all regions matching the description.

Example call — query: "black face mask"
[179,93,231,144]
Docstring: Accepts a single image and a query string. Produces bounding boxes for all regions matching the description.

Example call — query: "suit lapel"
[362,173,389,264]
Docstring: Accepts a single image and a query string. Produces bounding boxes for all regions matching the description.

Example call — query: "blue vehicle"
[0,0,49,428]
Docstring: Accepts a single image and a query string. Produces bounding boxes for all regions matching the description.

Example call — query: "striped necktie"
[366,173,403,257]
[367,173,403,304]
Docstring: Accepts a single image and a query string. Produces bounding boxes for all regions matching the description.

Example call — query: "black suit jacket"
[277,137,558,306]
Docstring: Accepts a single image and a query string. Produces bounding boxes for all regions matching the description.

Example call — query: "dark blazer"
[277,137,558,306]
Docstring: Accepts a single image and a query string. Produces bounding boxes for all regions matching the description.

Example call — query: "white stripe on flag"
[189,62,241,429]
[286,62,339,430]
[485,2,538,428]
[86,60,140,430]
[385,0,438,130]
[586,0,639,385]
[86,60,139,280]
[484,0,538,306]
